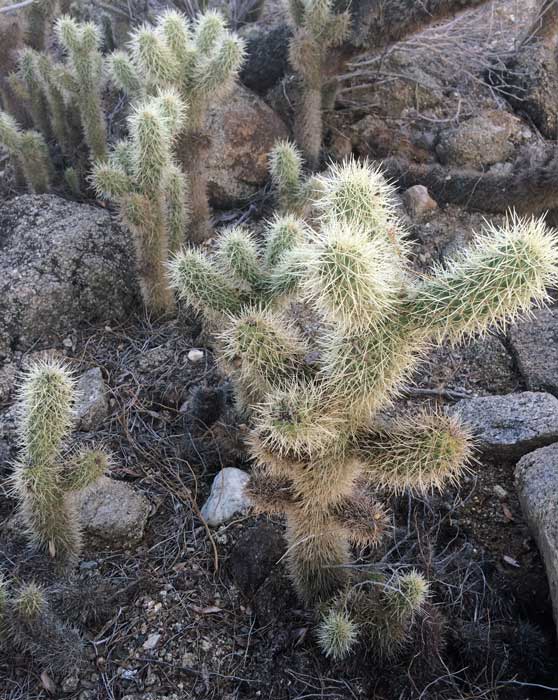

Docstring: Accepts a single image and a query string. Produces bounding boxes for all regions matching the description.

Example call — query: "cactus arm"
[354,412,473,494]
[61,447,110,492]
[268,140,305,215]
[331,492,388,547]
[168,248,245,315]
[216,226,267,291]
[164,162,189,254]
[407,215,558,342]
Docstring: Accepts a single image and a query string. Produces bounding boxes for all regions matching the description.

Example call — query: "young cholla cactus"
[11,359,109,567]
[107,9,245,242]
[318,570,430,661]
[0,578,85,673]
[0,110,52,193]
[54,16,107,161]
[92,90,189,316]
[25,0,58,52]
[169,158,558,626]
[287,0,350,169]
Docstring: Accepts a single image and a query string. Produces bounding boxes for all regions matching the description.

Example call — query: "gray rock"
[200,468,251,526]
[0,195,139,363]
[509,307,558,394]
[76,476,150,547]
[75,367,109,431]
[402,185,438,220]
[515,442,558,632]
[447,392,558,460]
[205,85,288,207]
[436,110,523,168]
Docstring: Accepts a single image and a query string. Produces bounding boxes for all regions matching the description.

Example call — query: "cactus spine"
[55,16,107,161]
[92,91,189,316]
[108,9,245,242]
[0,110,52,193]
[11,359,109,567]
[169,155,558,627]
[287,0,350,169]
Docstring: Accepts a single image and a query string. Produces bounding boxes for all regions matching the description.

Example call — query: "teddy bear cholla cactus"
[92,89,189,316]
[287,0,350,169]
[11,359,109,567]
[54,16,107,161]
[169,158,558,612]
[0,577,85,673]
[107,9,245,242]
[0,110,52,193]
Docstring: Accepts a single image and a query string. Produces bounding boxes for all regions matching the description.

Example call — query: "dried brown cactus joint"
[169,150,558,637]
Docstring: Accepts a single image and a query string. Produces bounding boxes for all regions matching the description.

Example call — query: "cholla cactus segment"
[13,583,46,621]
[220,307,307,393]
[193,10,226,54]
[263,215,308,269]
[155,88,188,137]
[12,359,105,565]
[130,25,179,90]
[269,141,305,214]
[312,158,402,241]
[332,492,388,547]
[0,110,22,152]
[408,215,558,343]
[108,50,144,98]
[286,508,351,604]
[320,322,427,421]
[129,101,173,191]
[245,464,296,514]
[386,571,429,623]
[91,161,132,199]
[62,447,110,492]
[356,413,473,494]
[192,34,246,99]
[217,227,266,290]
[157,10,192,67]
[317,608,359,661]
[164,162,189,254]
[299,223,402,332]
[19,130,52,194]
[169,248,244,315]
[254,383,341,459]
[55,16,107,161]
[16,359,75,468]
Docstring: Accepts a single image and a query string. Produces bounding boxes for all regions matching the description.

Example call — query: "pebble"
[187,348,204,363]
[142,633,161,650]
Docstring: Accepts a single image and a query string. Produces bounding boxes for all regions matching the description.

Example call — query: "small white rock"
[143,633,161,650]
[200,468,251,526]
[188,348,205,363]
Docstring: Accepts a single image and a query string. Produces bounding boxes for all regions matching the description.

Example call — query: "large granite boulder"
[0,194,139,363]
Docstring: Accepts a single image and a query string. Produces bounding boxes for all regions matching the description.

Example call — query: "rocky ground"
[2,0,558,699]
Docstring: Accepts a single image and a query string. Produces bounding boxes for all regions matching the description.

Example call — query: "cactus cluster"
[11,358,109,567]
[0,577,84,674]
[92,89,189,316]
[317,570,429,661]
[106,9,245,241]
[0,110,52,192]
[169,149,558,657]
[286,0,350,169]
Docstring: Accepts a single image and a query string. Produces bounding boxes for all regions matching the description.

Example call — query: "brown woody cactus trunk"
[177,131,212,244]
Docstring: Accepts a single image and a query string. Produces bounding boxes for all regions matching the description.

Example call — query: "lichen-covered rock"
[206,85,288,207]
[200,468,251,526]
[509,307,558,394]
[515,442,558,632]
[447,392,558,460]
[75,367,109,432]
[0,195,139,363]
[436,110,526,168]
[76,476,150,547]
